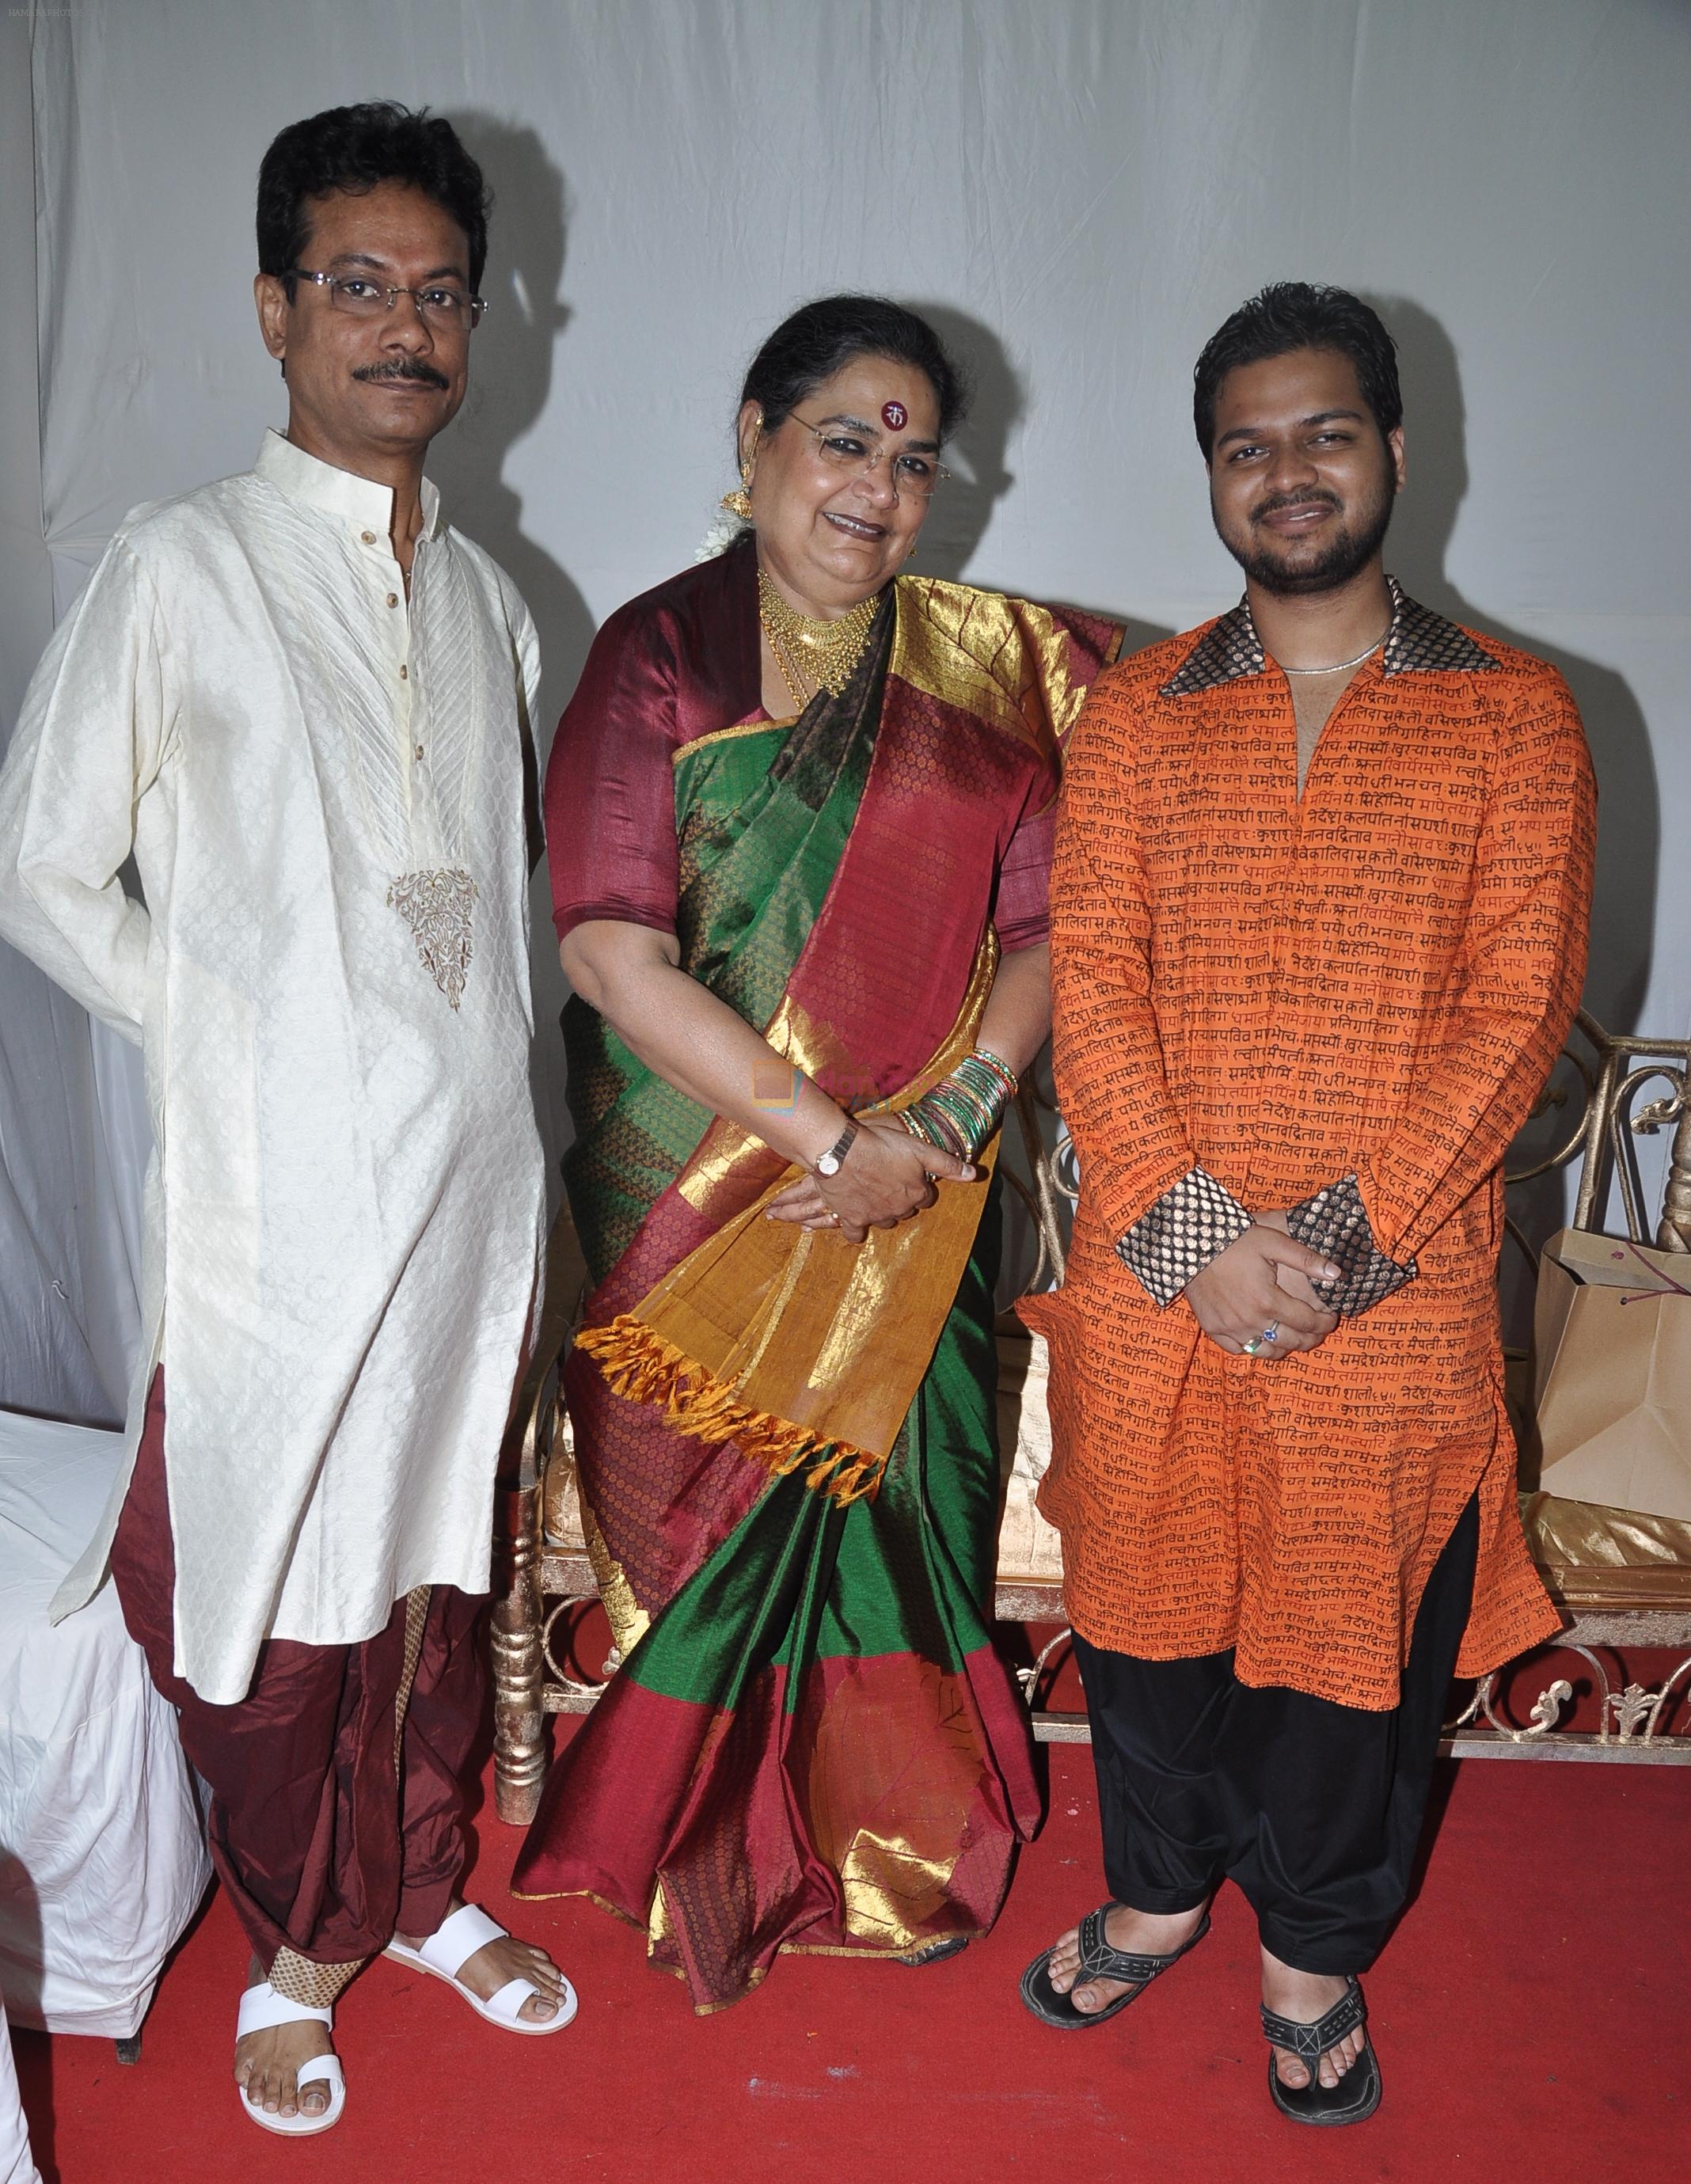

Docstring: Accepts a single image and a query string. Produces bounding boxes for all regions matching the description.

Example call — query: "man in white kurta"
[0,103,572,2134]
[9,425,545,1699]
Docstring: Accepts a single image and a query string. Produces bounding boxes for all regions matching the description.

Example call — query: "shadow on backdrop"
[1375,295,1660,1327]
[905,305,1176,1301]
[435,114,593,1192]
[903,299,1020,586]
[907,298,1177,663]
[1380,298,1658,1034]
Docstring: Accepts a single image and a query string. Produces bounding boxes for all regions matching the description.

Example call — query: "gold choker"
[757,570,883,708]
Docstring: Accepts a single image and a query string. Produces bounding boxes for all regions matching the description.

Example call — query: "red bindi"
[881,401,907,431]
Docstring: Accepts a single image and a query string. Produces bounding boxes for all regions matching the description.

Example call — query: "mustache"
[1252,488,1342,522]
[353,359,450,390]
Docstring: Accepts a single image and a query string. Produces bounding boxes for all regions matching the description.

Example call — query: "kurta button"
[415,744,424,761]
[360,530,377,545]
[398,664,408,680]
[386,592,399,608]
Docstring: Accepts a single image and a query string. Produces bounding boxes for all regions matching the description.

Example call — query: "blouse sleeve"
[993,778,1057,951]
[544,602,683,943]
[992,599,1122,952]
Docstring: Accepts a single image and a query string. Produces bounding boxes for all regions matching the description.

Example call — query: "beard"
[1214,469,1395,597]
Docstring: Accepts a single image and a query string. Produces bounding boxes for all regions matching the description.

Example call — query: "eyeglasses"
[786,411,949,500]
[288,269,487,334]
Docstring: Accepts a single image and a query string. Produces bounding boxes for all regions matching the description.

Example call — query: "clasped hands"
[765,1114,977,1245]
[1184,1210,1343,1361]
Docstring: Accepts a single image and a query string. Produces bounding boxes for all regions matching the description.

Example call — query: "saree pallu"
[515,541,1119,2009]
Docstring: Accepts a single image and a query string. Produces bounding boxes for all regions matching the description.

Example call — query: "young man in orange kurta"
[1020,286,1595,2127]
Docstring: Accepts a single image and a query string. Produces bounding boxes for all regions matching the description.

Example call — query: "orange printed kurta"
[1024,589,1596,1709]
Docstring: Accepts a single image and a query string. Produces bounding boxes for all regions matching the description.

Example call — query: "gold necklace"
[757,569,883,705]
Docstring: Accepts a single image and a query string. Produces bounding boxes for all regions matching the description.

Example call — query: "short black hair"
[257,102,491,294]
[740,294,970,443]
[1192,283,1401,459]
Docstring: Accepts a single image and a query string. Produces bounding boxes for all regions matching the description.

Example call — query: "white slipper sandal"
[235,1981,346,2137]
[385,1902,578,2035]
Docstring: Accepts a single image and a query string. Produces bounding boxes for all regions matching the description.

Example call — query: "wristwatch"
[814,1120,859,1177]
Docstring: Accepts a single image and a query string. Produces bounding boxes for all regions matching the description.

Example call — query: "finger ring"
[1239,1335,1264,1355]
[1261,1322,1280,1345]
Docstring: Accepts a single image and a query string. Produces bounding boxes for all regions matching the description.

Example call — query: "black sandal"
[1019,1904,1210,2029]
[1261,1976,1381,2125]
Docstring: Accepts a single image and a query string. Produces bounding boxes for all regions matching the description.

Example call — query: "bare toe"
[1044,1933,1083,1994]
[236,2000,334,2123]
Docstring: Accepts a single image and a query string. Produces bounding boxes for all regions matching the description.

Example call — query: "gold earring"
[723,420,760,518]
[721,465,754,521]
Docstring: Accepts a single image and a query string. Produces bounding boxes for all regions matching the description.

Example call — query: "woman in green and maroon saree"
[514,296,1119,2010]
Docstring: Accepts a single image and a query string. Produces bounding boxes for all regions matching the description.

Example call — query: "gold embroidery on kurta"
[388,866,477,1007]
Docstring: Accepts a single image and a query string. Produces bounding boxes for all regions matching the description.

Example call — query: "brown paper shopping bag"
[1532,1229,1691,1521]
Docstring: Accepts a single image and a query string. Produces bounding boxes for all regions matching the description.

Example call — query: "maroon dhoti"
[110,1373,485,2002]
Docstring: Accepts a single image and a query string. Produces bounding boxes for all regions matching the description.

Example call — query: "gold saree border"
[891,576,1098,754]
[670,715,798,764]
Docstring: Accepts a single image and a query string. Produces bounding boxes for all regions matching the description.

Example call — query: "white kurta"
[0,432,546,1703]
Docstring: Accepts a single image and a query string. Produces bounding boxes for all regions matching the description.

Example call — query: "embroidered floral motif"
[387,867,478,1008]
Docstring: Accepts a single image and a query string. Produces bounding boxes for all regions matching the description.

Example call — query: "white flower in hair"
[694,507,750,562]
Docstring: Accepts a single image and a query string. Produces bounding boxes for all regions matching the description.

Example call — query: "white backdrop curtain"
[2,0,1687,1418]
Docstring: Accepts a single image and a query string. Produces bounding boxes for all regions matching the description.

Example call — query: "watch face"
[816,1122,855,1177]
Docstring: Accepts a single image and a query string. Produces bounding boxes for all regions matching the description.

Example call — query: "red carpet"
[13,1727,1686,2183]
